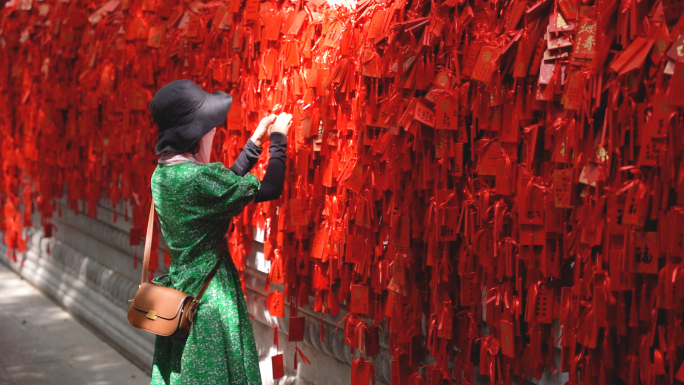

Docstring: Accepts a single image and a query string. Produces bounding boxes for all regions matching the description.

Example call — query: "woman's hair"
[188,142,200,154]
[160,142,200,156]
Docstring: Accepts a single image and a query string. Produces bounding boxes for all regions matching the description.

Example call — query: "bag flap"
[132,283,192,320]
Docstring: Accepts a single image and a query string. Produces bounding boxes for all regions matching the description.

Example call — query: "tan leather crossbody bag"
[127,202,222,339]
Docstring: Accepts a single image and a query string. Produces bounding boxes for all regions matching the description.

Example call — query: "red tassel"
[274,324,279,350]
[294,345,298,370]
[134,249,138,269]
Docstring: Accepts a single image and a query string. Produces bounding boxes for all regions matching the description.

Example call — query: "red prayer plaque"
[349,284,370,314]
[561,70,583,110]
[282,11,306,35]
[434,93,458,130]
[462,42,482,78]
[436,207,459,241]
[425,365,440,385]
[534,285,554,324]
[352,358,373,385]
[553,169,574,208]
[227,102,242,129]
[414,99,436,127]
[477,141,502,176]
[342,160,365,194]
[518,176,545,225]
[634,232,659,275]
[504,0,527,33]
[572,20,597,59]
[147,26,164,48]
[471,46,501,84]
[272,354,284,379]
[267,291,285,317]
[243,0,259,21]
[261,13,283,41]
[364,327,380,356]
[451,143,464,177]
[558,0,578,20]
[500,320,515,357]
[288,316,305,342]
[289,199,308,226]
[212,6,229,29]
[460,272,480,307]
[622,182,648,228]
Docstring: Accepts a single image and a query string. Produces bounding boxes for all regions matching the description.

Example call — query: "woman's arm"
[230,114,277,176]
[254,113,292,203]
[229,139,262,176]
[254,133,287,202]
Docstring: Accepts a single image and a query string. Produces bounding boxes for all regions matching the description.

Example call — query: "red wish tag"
[243,0,259,21]
[289,199,309,226]
[500,320,515,357]
[350,284,370,314]
[352,358,373,385]
[634,232,659,275]
[414,98,436,127]
[434,93,459,130]
[553,169,575,208]
[477,141,502,175]
[622,182,648,228]
[534,284,554,324]
[266,291,285,317]
[572,20,597,60]
[518,175,544,225]
[288,316,305,342]
[272,354,285,379]
[558,0,578,20]
[460,272,480,307]
[471,46,501,84]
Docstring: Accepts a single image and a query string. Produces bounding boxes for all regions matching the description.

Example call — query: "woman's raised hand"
[251,114,277,147]
[269,113,293,136]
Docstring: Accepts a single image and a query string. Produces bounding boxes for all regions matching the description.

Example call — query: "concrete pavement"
[0,262,151,385]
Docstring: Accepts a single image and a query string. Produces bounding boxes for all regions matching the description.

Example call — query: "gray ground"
[0,263,151,385]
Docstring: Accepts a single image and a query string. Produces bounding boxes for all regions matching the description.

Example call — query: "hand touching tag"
[251,114,277,147]
[269,113,293,136]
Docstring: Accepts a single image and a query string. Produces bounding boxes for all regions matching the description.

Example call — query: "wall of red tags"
[3,0,684,383]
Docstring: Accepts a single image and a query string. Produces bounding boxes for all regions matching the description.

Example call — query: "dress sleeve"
[193,162,260,221]
[229,139,262,176]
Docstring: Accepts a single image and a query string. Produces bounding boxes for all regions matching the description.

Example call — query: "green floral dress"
[149,161,262,385]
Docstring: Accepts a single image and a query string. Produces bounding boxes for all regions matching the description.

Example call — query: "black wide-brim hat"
[150,79,233,155]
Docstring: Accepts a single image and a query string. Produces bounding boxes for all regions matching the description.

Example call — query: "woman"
[147,79,291,385]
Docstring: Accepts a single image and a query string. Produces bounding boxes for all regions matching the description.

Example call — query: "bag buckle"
[146,310,157,320]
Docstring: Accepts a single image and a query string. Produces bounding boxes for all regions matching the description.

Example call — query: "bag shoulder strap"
[194,259,223,302]
[140,202,156,285]
[140,201,224,301]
